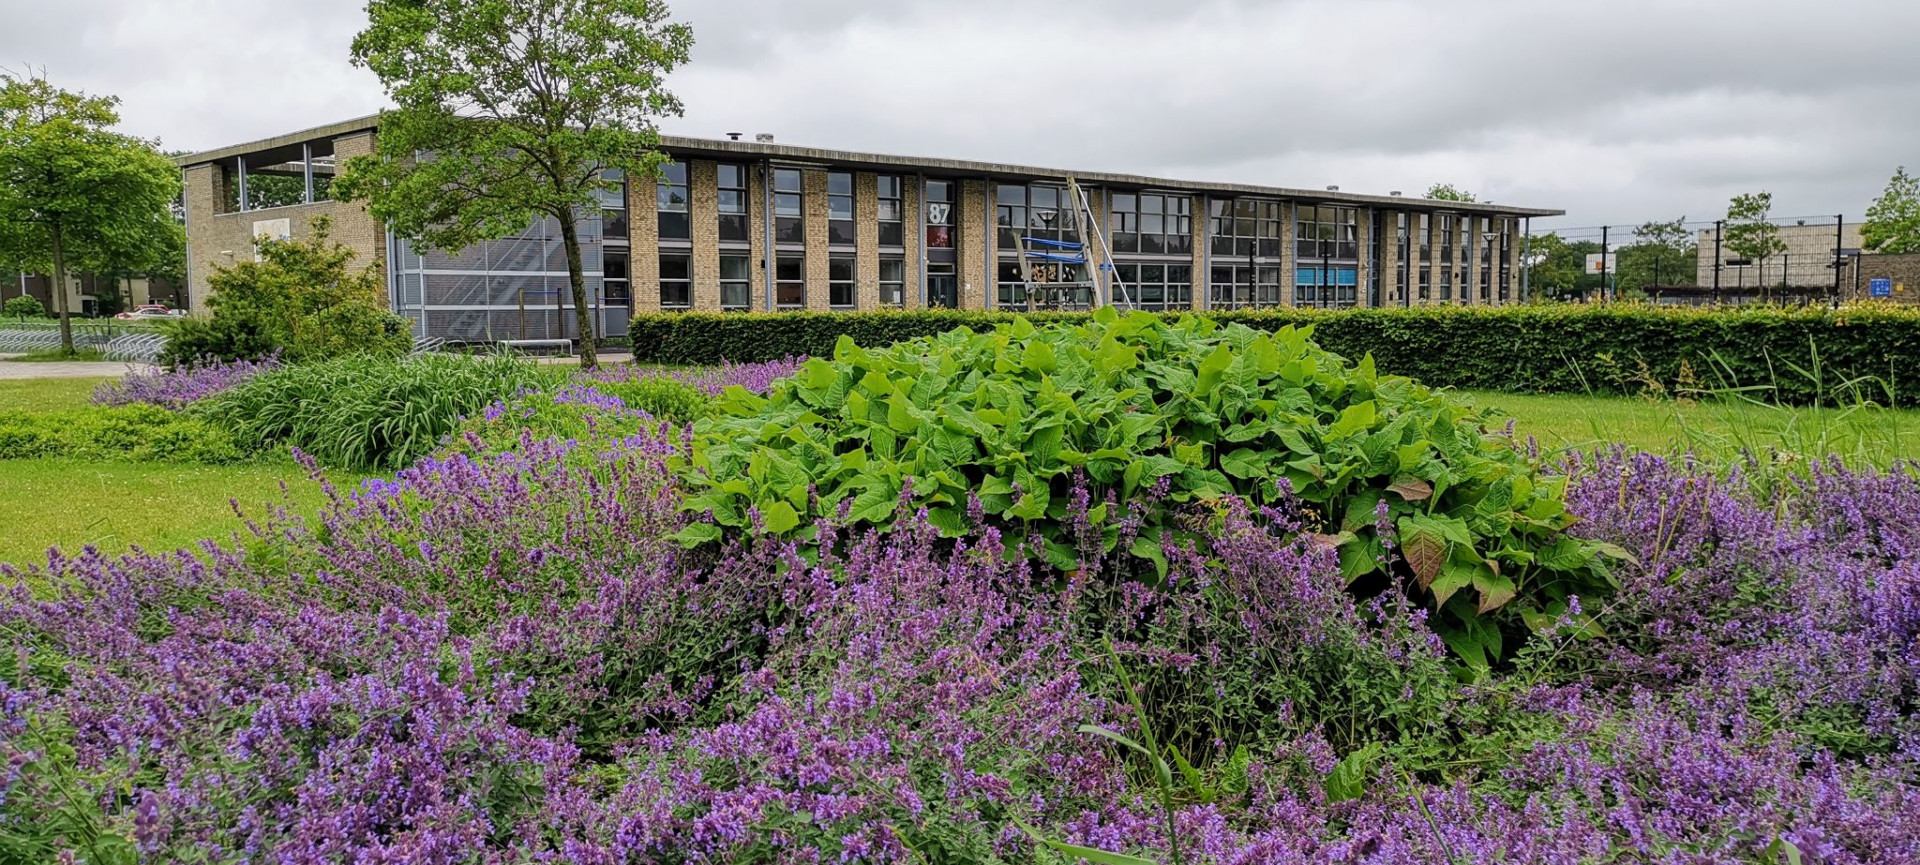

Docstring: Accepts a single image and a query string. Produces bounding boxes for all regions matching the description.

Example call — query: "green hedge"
[630,305,1920,406]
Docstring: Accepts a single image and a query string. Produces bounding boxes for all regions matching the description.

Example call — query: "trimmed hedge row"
[630,304,1920,406]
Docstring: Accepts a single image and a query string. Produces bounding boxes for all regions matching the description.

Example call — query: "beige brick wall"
[1279,202,1298,307]
[803,170,830,310]
[1356,208,1374,308]
[958,179,989,310]
[1380,210,1402,307]
[749,163,769,311]
[689,161,721,310]
[1189,193,1207,311]
[903,176,924,308]
[629,167,661,313]
[1084,186,1113,307]
[855,173,880,310]
[183,130,386,314]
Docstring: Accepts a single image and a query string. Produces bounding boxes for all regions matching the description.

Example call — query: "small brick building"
[1840,252,1920,303]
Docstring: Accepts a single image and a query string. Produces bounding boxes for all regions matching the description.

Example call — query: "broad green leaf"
[760,501,800,535]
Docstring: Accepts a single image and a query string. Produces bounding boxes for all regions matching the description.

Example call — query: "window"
[721,254,751,310]
[926,180,955,249]
[776,255,805,309]
[878,176,904,247]
[998,184,1074,248]
[997,261,1028,308]
[1395,214,1411,305]
[879,257,906,307]
[1438,265,1453,302]
[1110,192,1191,255]
[1113,263,1192,312]
[1209,198,1283,257]
[1419,214,1433,263]
[1295,266,1358,308]
[1295,205,1358,260]
[1438,215,1455,264]
[829,255,855,309]
[828,172,855,246]
[657,162,690,241]
[1419,266,1431,301]
[603,251,631,305]
[718,164,749,242]
[659,253,691,309]
[775,168,804,245]
[1209,264,1282,309]
[1498,220,1513,303]
[598,168,629,243]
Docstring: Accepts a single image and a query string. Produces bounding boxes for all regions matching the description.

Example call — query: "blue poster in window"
[1871,278,1893,298]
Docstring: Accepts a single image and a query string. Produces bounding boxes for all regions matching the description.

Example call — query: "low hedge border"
[630,304,1920,407]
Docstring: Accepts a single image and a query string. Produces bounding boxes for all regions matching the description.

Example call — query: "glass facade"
[720,254,751,310]
[1295,266,1358,308]
[775,169,804,245]
[389,212,618,342]
[1209,198,1282,258]
[879,257,906,307]
[659,253,691,309]
[717,164,749,242]
[828,172,855,246]
[1208,264,1281,310]
[997,184,1074,248]
[657,162,690,241]
[1114,263,1192,312]
[1295,205,1358,260]
[1110,192,1192,255]
[877,176,905,248]
[925,180,955,250]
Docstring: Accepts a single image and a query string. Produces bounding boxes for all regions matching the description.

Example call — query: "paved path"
[0,356,155,379]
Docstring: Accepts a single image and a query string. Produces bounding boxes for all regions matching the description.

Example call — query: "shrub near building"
[162,216,411,367]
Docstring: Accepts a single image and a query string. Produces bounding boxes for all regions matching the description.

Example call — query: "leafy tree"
[0,70,181,354]
[1426,183,1478,203]
[1724,192,1787,289]
[162,216,412,366]
[1521,232,1604,300]
[1614,216,1696,295]
[336,0,694,369]
[1863,166,1920,254]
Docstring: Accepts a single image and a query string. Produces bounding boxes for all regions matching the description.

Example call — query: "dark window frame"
[775,254,805,309]
[717,163,749,243]
[657,162,691,242]
[877,175,905,248]
[879,256,906,307]
[720,253,752,311]
[658,252,692,309]
[1109,191,1192,256]
[1208,198,1283,258]
[827,172,855,247]
[774,168,805,246]
[828,254,856,309]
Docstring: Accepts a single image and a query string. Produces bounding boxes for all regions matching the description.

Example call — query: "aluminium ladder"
[1008,177,1133,311]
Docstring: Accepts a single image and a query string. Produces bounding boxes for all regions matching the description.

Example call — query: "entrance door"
[928,263,959,309]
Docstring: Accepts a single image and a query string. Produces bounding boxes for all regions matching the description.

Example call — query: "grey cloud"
[0,0,1913,227]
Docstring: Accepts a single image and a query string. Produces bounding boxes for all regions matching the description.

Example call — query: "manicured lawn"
[0,458,357,567]
[0,376,111,412]
[1461,389,1920,465]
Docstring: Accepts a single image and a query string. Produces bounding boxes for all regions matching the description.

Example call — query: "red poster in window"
[927,226,953,249]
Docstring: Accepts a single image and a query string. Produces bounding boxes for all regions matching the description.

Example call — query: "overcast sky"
[3,0,1915,235]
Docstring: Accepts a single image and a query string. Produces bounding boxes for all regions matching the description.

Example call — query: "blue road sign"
[1871,278,1893,298]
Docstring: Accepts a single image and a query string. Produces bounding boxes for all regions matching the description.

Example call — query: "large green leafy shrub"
[161,216,412,367]
[632,304,1920,407]
[198,353,551,470]
[0,404,248,464]
[683,310,1619,666]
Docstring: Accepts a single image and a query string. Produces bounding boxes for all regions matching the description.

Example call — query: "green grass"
[1461,390,1920,465]
[0,459,359,567]
[0,377,110,412]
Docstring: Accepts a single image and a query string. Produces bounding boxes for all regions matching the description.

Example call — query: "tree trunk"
[51,223,74,356]
[557,208,597,369]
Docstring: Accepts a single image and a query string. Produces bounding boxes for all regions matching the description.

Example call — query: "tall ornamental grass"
[196,352,552,470]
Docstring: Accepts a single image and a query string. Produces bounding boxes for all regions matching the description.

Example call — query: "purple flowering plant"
[4,339,1920,861]
[91,353,283,410]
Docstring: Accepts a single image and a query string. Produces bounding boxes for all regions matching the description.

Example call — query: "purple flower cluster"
[91,354,282,409]
[3,437,1918,862]
[578,357,806,396]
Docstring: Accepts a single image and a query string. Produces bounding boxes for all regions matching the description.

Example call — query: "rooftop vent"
[726,132,743,141]
[1389,190,1403,197]
[755,133,775,143]
[1326,185,1340,192]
